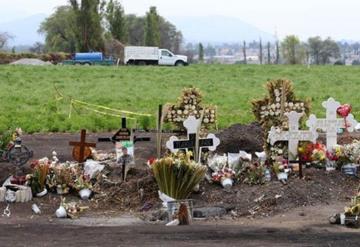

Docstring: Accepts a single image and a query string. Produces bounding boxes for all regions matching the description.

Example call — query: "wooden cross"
[268,111,318,160]
[98,117,150,144]
[166,116,220,161]
[306,97,358,150]
[69,129,96,163]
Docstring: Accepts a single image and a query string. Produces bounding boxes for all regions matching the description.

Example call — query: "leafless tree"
[0,32,13,49]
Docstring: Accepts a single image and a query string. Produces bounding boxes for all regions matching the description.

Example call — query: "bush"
[352,60,360,66]
[334,60,345,65]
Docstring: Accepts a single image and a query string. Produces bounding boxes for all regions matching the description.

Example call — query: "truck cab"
[159,49,188,66]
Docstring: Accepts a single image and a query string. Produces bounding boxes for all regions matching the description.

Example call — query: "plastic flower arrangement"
[27,158,50,195]
[344,140,360,164]
[73,174,92,191]
[311,143,327,164]
[211,167,236,183]
[298,142,326,165]
[243,162,266,185]
[152,151,207,200]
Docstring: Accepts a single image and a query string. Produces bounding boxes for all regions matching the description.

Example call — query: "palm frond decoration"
[152,152,207,200]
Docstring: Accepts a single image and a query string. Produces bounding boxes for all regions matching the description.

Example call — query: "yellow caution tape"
[71,99,151,117]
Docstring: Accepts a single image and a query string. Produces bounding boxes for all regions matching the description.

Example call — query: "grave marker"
[166,116,220,161]
[98,117,150,181]
[306,98,358,150]
[69,129,96,163]
[268,111,318,160]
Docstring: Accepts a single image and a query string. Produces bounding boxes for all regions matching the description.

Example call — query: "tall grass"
[0,64,359,134]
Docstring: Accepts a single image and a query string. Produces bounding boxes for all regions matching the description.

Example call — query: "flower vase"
[56,185,69,195]
[55,206,67,218]
[79,188,92,200]
[221,177,233,189]
[277,172,288,181]
[36,188,48,197]
[326,160,336,171]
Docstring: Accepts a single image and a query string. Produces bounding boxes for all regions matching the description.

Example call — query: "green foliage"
[105,0,128,43]
[145,6,161,46]
[198,43,204,63]
[281,35,306,64]
[39,6,77,52]
[0,64,360,133]
[70,0,104,52]
[126,14,145,46]
[308,36,340,64]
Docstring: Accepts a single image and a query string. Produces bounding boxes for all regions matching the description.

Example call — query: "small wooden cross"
[268,111,318,160]
[69,129,96,163]
[306,98,358,150]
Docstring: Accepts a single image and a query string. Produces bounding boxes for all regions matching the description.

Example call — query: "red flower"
[147,157,156,166]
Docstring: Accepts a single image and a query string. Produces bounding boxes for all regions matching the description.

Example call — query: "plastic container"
[79,188,92,200]
[221,178,233,189]
[167,199,193,223]
[342,164,358,176]
[264,169,271,182]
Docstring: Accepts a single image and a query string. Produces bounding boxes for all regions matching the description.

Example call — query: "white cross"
[268,111,318,160]
[306,98,358,150]
[166,116,220,159]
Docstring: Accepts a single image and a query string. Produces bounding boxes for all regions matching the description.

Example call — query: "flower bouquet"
[211,167,236,189]
[74,174,92,200]
[52,163,77,195]
[298,142,327,168]
[344,140,360,165]
[243,162,266,185]
[27,158,50,196]
[152,152,207,200]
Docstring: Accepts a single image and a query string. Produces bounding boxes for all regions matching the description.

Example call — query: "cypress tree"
[145,6,160,46]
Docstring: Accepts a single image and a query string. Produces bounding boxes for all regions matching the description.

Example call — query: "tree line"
[39,0,183,53]
[194,35,344,65]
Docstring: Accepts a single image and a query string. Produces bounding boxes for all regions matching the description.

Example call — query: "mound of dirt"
[216,122,264,154]
[10,58,52,66]
[191,168,359,218]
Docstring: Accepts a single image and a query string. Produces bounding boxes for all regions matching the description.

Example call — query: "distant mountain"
[168,15,275,43]
[0,14,275,46]
[0,14,46,46]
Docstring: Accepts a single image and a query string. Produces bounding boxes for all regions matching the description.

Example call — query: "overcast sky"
[0,0,359,40]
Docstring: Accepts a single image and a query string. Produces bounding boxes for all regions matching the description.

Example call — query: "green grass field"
[0,64,359,134]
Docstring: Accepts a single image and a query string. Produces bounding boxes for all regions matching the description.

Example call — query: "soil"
[216,122,264,154]
[1,126,360,246]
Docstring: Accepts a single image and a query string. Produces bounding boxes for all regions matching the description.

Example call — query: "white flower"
[276,103,281,108]
[276,97,281,102]
[261,106,266,110]
[289,102,294,107]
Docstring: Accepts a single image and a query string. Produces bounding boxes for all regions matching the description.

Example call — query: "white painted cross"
[166,116,220,160]
[306,98,358,150]
[268,111,318,160]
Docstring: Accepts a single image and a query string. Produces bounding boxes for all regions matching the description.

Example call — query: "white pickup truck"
[124,46,188,66]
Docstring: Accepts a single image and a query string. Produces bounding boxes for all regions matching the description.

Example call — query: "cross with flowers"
[252,79,309,131]
[166,116,220,162]
[306,98,358,150]
[268,111,318,160]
